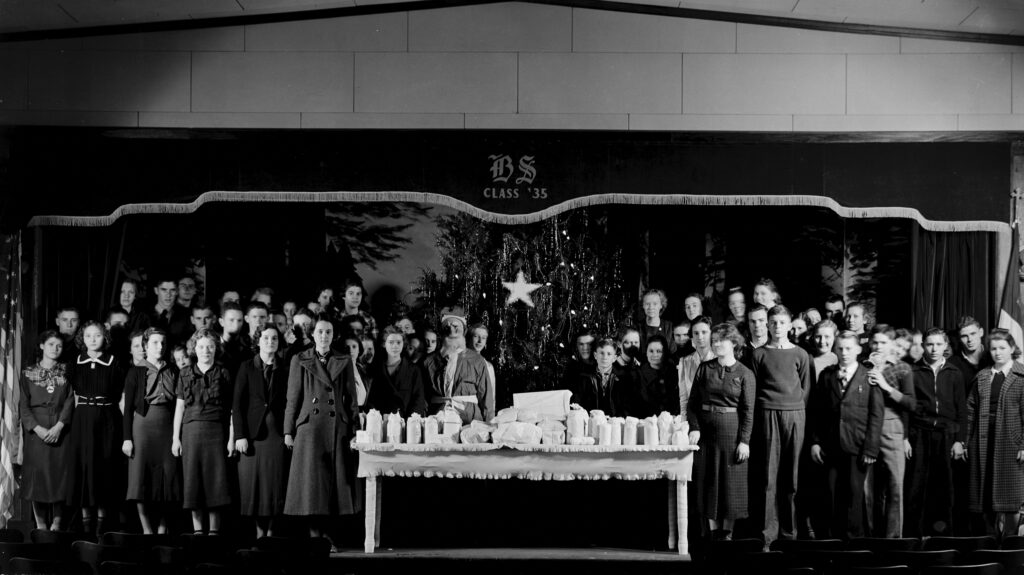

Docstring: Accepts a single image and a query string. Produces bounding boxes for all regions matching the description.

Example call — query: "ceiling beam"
[1,0,1022,46]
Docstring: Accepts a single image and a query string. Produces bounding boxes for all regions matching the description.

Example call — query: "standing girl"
[233,326,291,539]
[687,323,755,540]
[19,330,74,531]
[967,329,1024,538]
[123,328,181,534]
[172,328,234,535]
[67,321,126,537]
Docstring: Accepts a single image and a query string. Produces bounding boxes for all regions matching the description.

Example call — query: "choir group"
[18,273,1024,550]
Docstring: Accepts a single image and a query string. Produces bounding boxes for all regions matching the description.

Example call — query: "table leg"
[374,478,383,548]
[676,479,689,557]
[667,481,678,550]
[364,476,377,553]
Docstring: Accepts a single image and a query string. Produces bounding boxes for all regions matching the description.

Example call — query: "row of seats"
[0,532,332,575]
[701,538,1024,575]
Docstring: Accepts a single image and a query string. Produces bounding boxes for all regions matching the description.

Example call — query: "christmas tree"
[414,206,635,407]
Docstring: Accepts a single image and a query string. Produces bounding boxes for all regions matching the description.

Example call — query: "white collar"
[78,355,113,366]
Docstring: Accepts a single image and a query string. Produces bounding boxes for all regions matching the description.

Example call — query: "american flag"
[0,232,22,527]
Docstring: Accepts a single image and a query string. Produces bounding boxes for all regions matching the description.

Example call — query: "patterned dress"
[19,362,74,503]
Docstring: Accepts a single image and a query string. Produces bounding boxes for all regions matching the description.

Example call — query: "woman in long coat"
[19,330,74,531]
[967,328,1024,537]
[233,325,291,539]
[284,316,360,542]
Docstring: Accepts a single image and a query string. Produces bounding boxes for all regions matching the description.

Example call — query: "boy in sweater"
[751,305,814,547]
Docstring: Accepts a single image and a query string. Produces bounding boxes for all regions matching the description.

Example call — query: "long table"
[353,442,697,556]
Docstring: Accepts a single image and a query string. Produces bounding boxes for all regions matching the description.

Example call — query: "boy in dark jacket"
[810,330,883,539]
[905,328,967,537]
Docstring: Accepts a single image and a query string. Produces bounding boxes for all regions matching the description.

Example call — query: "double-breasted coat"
[967,363,1024,513]
[283,349,360,516]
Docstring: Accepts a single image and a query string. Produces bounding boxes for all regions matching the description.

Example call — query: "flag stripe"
[0,232,22,527]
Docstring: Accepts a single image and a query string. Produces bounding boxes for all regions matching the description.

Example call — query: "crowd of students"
[17,274,1024,550]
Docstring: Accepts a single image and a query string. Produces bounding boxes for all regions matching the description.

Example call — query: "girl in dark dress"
[687,322,756,540]
[67,321,126,537]
[233,326,291,538]
[19,330,74,531]
[636,335,680,417]
[172,328,234,535]
[123,328,181,534]
[368,326,427,417]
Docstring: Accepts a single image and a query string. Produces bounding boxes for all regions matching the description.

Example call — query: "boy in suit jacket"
[810,330,884,539]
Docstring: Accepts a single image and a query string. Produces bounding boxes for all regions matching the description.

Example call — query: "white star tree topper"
[502,271,544,308]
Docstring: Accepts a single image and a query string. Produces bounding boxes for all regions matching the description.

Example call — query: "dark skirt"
[21,413,70,503]
[181,420,231,509]
[238,412,290,517]
[68,404,125,508]
[696,410,748,521]
[127,405,182,503]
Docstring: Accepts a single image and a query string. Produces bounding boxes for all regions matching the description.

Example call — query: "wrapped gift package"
[492,407,518,425]
[386,412,405,444]
[642,417,659,446]
[658,412,674,446]
[442,409,462,443]
[424,415,442,444]
[589,410,607,441]
[460,420,495,444]
[609,417,624,446]
[492,421,543,445]
[366,409,384,443]
[406,413,423,444]
[566,408,589,443]
[623,417,639,446]
[539,419,567,445]
[512,389,571,421]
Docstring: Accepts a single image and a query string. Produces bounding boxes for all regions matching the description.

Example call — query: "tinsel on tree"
[414,207,634,407]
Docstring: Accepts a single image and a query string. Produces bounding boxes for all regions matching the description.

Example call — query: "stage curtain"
[911,225,993,332]
[0,232,23,527]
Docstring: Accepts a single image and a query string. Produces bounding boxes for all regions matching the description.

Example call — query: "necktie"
[839,368,849,390]
[444,351,458,397]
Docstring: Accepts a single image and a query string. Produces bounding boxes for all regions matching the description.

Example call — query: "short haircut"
[105,306,128,323]
[344,334,364,358]
[172,343,188,356]
[188,328,222,359]
[646,334,669,352]
[674,319,692,330]
[341,278,365,294]
[153,274,178,287]
[594,337,619,354]
[142,327,167,349]
[825,294,845,307]
[574,329,595,342]
[642,288,668,311]
[767,305,792,321]
[988,328,1022,359]
[191,304,215,316]
[469,322,489,336]
[56,306,80,318]
[754,278,782,303]
[691,315,713,330]
[244,301,270,316]
[381,324,407,344]
[924,327,950,345]
[257,325,282,341]
[292,307,314,321]
[74,321,109,352]
[835,330,861,346]
[342,314,366,330]
[846,302,866,315]
[748,304,768,317]
[710,322,745,352]
[619,327,640,341]
[251,286,274,300]
[220,302,243,318]
[121,279,141,292]
[814,319,838,335]
[870,323,896,340]
[958,315,983,331]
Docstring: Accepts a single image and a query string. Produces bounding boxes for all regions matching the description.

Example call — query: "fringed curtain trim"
[27,190,1010,233]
